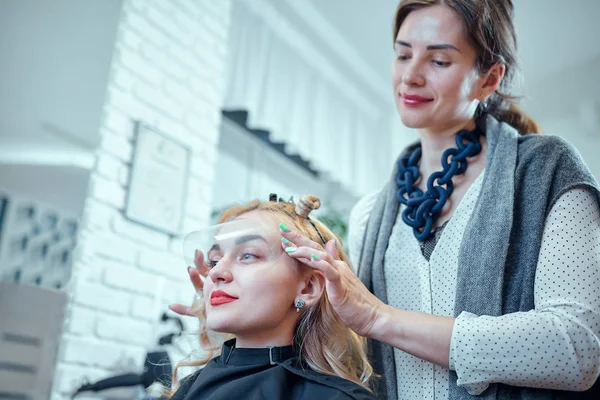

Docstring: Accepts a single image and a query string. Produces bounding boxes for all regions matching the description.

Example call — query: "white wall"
[524,54,600,180]
[0,0,122,223]
[0,0,122,164]
[51,1,233,398]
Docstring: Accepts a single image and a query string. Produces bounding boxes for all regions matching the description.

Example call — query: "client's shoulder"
[279,358,376,400]
[169,368,203,400]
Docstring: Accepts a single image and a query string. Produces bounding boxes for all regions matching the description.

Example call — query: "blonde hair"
[170,196,373,393]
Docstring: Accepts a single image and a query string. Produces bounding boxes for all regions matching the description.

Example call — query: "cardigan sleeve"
[449,187,600,395]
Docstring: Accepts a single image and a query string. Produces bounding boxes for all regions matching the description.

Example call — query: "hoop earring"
[294,299,305,312]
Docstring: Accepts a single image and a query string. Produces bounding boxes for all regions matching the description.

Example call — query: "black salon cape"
[170,340,374,400]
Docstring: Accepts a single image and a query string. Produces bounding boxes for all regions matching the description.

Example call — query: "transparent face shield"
[182,218,287,274]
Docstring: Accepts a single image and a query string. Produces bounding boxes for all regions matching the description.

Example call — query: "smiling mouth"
[400,94,434,107]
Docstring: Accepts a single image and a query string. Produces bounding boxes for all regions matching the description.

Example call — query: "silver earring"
[294,299,305,312]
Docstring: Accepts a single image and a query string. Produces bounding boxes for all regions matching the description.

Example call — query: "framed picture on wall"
[125,122,190,236]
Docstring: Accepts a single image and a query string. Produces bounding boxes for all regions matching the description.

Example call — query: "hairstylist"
[279,0,600,399]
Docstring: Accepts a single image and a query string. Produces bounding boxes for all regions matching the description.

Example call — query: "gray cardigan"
[357,115,600,400]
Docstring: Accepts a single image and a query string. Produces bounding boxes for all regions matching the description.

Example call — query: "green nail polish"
[281,237,291,245]
[285,247,296,253]
[311,254,320,261]
[280,223,290,232]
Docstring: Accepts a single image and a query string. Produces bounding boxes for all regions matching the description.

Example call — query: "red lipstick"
[401,94,433,107]
[210,290,238,306]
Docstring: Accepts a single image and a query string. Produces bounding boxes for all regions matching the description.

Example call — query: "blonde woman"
[168,195,375,400]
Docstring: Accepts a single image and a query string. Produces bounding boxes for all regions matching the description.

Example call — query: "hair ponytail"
[482,90,541,134]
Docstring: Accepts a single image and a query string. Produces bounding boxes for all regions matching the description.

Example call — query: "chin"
[398,111,430,129]
[206,312,237,333]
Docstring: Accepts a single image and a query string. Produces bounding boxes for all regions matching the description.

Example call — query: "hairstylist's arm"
[281,227,455,368]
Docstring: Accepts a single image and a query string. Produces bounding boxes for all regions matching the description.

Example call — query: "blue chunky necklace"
[396,126,483,241]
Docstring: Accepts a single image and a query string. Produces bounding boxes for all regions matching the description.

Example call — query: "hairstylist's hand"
[280,226,386,338]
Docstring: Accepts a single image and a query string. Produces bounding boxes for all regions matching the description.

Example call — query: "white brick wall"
[52,0,232,398]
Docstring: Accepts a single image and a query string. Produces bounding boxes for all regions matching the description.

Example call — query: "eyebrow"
[208,234,268,254]
[234,234,267,245]
[395,40,461,53]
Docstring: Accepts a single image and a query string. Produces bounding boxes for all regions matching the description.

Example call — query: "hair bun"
[295,195,321,218]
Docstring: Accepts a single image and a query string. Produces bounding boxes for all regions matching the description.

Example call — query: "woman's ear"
[478,63,506,100]
[296,270,325,309]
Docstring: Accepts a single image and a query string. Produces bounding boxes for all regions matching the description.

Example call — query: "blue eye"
[240,252,258,261]
[207,252,260,267]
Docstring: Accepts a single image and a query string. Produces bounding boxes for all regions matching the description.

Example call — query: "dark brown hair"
[393,0,541,134]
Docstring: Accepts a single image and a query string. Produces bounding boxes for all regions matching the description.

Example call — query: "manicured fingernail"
[281,237,291,245]
[311,254,320,261]
[285,247,296,253]
[187,266,192,273]
[279,223,290,232]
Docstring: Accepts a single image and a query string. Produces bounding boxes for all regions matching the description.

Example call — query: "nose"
[402,60,425,87]
[208,257,233,283]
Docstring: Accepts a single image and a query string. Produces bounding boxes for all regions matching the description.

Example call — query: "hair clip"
[268,193,326,245]
[269,193,295,205]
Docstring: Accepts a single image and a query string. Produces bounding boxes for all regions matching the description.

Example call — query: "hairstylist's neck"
[418,118,476,178]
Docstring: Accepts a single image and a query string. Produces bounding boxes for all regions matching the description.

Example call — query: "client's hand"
[281,227,387,339]
[169,251,226,349]
[169,250,210,318]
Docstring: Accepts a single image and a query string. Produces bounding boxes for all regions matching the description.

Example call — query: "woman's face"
[202,211,304,342]
[392,5,485,132]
